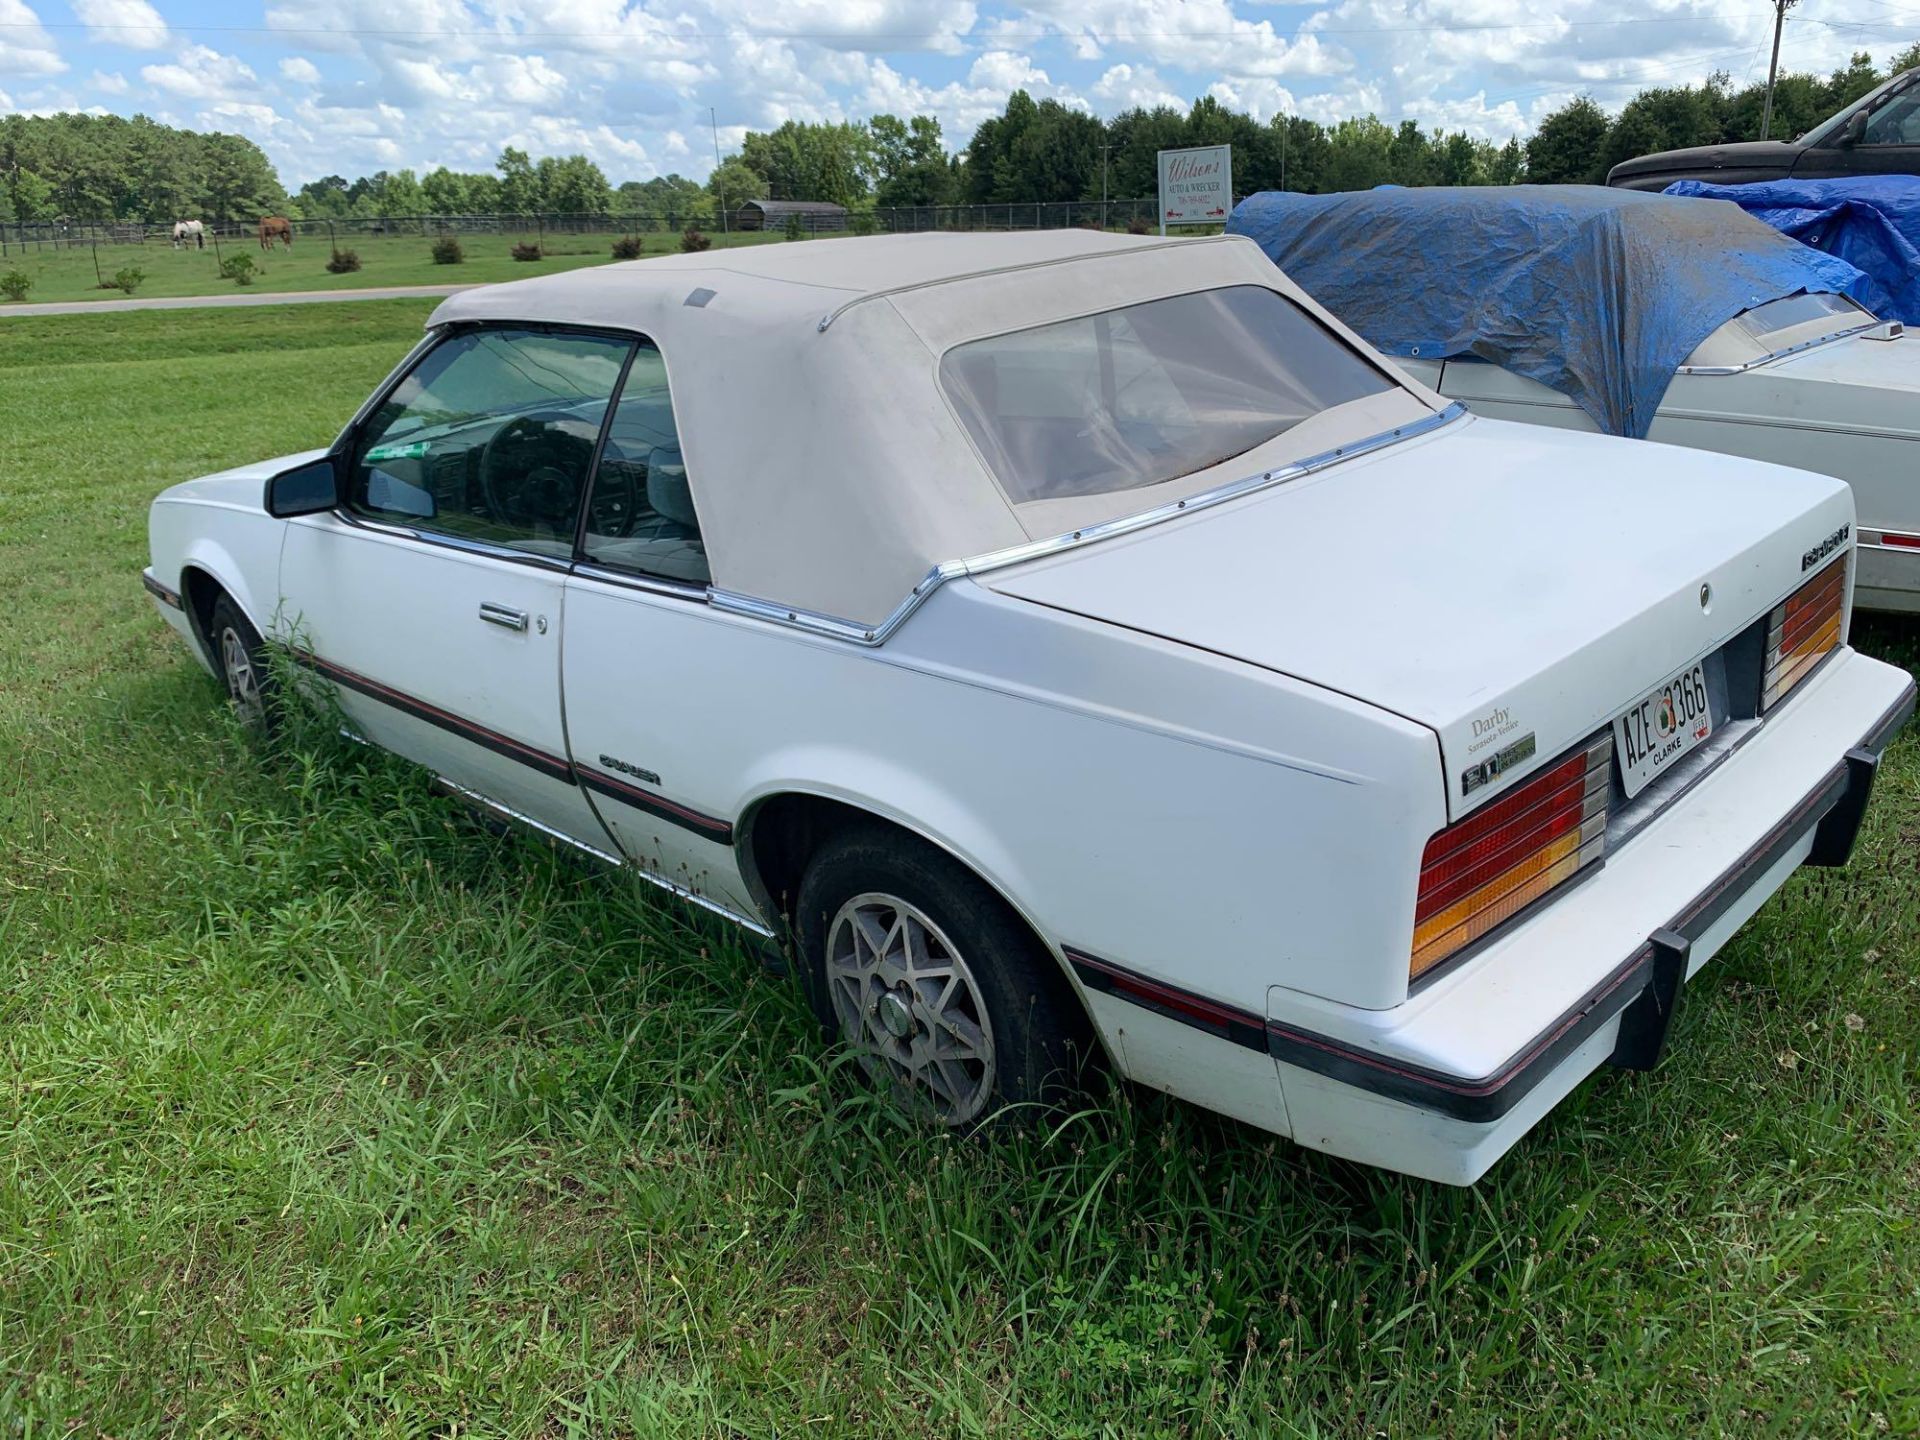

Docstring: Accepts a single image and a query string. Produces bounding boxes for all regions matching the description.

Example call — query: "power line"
[0,13,1837,42]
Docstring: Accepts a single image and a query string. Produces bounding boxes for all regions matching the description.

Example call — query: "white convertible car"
[1228,186,1920,613]
[144,232,1914,1185]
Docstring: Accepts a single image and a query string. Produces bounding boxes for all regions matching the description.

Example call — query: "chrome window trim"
[569,560,712,603]
[1675,317,1882,376]
[331,510,576,573]
[709,402,1469,646]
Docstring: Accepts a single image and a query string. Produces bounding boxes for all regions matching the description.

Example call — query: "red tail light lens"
[1411,735,1611,980]
[1762,558,1846,711]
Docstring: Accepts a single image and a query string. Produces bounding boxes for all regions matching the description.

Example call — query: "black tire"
[207,594,274,731]
[794,823,1096,1126]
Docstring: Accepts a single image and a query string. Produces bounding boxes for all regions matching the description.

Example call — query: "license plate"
[1614,663,1713,798]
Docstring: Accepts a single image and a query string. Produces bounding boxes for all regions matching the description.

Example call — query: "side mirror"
[264,455,342,518]
[1838,110,1868,148]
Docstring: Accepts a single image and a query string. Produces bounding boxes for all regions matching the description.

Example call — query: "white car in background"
[1228,186,1920,614]
[1399,295,1920,614]
[143,232,1913,1185]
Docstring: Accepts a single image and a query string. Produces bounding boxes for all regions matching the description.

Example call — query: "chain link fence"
[1,199,1172,254]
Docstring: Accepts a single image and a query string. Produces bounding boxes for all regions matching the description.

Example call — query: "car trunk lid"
[981,416,1854,818]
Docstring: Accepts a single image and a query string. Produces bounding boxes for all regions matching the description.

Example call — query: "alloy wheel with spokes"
[220,623,264,724]
[826,892,997,1125]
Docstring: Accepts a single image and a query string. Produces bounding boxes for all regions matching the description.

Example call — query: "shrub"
[782,213,805,242]
[430,236,464,265]
[610,233,645,260]
[679,227,712,253]
[111,266,145,294]
[0,269,30,302]
[849,212,878,237]
[325,247,362,274]
[219,254,256,286]
[1126,214,1153,235]
[511,242,543,262]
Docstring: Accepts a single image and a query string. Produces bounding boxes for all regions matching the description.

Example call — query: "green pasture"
[1,301,1917,1436]
[0,227,787,305]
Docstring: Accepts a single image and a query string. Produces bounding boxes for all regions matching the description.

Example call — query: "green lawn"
[2,302,1918,1437]
[0,227,787,305]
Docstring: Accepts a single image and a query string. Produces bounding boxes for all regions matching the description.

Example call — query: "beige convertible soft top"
[430,231,1442,631]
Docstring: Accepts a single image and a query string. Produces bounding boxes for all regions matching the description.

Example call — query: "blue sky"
[2,0,1916,187]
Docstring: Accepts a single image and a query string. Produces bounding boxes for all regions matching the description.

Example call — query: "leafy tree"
[870,113,953,207]
[420,166,469,213]
[707,156,767,208]
[738,120,873,207]
[536,154,611,213]
[1525,96,1610,184]
[371,167,425,217]
[495,146,541,212]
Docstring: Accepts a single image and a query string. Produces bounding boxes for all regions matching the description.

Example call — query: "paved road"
[0,282,480,318]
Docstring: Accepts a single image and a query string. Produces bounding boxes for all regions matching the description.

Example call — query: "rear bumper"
[1264,649,1913,1183]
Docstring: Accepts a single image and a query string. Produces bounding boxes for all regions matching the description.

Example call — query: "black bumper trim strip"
[297,652,578,787]
[141,571,183,610]
[1069,678,1914,1126]
[577,766,735,846]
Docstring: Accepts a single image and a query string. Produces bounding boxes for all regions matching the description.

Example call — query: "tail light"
[1762,557,1846,711]
[1411,735,1611,980]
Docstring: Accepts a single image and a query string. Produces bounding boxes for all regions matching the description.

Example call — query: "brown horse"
[258,216,294,250]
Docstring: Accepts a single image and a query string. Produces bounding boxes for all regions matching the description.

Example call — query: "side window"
[350,327,632,557]
[1863,94,1920,145]
[580,343,710,585]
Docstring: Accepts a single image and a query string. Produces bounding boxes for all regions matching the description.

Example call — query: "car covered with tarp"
[1227,185,1920,612]
[1664,175,1920,325]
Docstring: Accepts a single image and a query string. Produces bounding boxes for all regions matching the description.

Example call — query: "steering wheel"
[478,412,596,534]
[584,447,644,539]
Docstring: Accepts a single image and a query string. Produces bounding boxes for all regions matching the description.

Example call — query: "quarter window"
[350,327,632,557]
[580,343,710,585]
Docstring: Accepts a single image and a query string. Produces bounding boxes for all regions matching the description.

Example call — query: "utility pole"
[1100,142,1114,230]
[711,106,731,246]
[1760,0,1799,141]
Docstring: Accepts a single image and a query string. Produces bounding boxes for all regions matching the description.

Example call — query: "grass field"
[0,228,787,306]
[2,302,1918,1437]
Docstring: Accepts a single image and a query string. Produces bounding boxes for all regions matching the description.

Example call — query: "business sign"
[1156,144,1232,232]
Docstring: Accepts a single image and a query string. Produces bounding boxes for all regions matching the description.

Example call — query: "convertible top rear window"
[940,285,1393,504]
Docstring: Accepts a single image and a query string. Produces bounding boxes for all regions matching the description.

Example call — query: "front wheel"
[208,594,272,731]
[794,826,1094,1127]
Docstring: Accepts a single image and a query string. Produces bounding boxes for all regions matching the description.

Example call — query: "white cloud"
[279,56,321,85]
[141,44,260,100]
[0,0,65,76]
[1094,62,1185,111]
[90,68,129,93]
[70,0,168,50]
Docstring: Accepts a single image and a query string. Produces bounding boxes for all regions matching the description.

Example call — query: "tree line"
[3,41,1916,226]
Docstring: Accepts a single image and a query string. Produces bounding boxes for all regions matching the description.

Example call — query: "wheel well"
[739,792,1108,1056]
[178,566,225,660]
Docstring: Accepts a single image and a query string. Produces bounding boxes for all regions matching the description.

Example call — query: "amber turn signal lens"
[1762,557,1846,712]
[1411,734,1611,980]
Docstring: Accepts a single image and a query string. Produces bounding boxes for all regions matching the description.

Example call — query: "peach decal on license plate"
[1615,662,1713,798]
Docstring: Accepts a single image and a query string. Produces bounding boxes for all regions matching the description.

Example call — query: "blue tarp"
[1664,176,1920,326]
[1225,185,1869,438]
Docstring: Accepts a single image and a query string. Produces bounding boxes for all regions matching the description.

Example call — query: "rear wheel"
[794,825,1093,1126]
[208,594,271,730]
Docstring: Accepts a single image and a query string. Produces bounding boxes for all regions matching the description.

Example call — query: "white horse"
[172,219,206,250]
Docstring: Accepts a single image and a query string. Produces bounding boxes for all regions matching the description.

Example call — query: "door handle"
[478,601,529,632]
